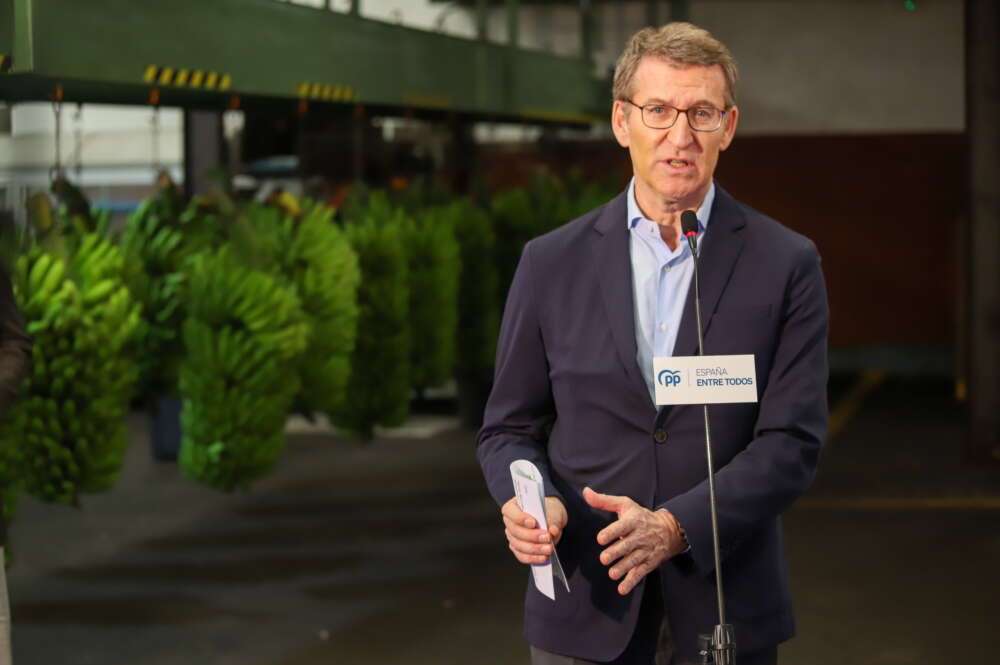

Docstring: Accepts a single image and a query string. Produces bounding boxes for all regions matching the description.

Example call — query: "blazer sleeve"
[0,268,33,416]
[662,239,829,577]
[476,243,565,507]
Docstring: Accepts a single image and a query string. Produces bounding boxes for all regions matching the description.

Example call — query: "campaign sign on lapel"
[654,354,758,405]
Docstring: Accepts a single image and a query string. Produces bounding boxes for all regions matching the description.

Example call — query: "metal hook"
[51,98,63,183]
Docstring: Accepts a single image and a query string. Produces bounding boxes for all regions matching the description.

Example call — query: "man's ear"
[612,100,631,148]
[719,105,739,152]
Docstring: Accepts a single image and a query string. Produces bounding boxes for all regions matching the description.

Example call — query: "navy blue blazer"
[477,184,829,661]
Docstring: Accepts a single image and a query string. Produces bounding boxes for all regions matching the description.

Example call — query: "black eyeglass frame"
[622,99,730,132]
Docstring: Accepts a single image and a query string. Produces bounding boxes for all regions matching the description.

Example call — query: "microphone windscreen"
[681,210,699,236]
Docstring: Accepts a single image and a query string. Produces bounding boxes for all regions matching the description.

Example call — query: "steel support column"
[647,0,660,27]
[507,0,519,48]
[448,116,476,195]
[352,105,365,182]
[964,0,1000,464]
[476,0,488,40]
[670,0,689,22]
[183,109,223,197]
[580,0,594,63]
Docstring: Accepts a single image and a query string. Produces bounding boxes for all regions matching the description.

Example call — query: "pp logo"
[657,369,681,388]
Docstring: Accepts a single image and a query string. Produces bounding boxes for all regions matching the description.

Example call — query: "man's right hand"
[501,496,568,565]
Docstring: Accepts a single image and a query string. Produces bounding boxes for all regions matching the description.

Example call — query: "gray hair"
[612,22,738,108]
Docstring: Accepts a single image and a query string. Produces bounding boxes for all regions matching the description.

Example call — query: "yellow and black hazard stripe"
[296,81,359,103]
[0,54,12,73]
[143,65,232,92]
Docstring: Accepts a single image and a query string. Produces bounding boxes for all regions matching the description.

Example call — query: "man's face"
[612,57,738,213]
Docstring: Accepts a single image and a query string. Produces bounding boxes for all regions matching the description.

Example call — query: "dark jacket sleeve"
[476,243,564,508]
[0,268,33,416]
[0,267,32,545]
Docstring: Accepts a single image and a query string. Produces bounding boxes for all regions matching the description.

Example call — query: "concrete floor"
[6,374,999,664]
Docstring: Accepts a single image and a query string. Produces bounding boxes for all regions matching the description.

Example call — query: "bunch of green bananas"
[0,248,73,506]
[433,199,499,385]
[179,247,308,491]
[244,200,361,416]
[0,232,141,505]
[120,190,192,401]
[334,207,411,441]
[404,205,460,394]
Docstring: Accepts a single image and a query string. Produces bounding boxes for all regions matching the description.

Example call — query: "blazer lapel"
[592,191,652,406]
[672,185,747,358]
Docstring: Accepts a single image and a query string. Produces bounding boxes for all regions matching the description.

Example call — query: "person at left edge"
[0,261,34,665]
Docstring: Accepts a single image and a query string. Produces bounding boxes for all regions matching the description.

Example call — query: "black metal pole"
[687,230,735,665]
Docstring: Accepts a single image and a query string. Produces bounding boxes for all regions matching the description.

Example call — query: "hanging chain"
[51,99,63,182]
[151,105,161,173]
[73,103,84,180]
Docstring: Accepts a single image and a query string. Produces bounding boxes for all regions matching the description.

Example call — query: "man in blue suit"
[477,22,828,665]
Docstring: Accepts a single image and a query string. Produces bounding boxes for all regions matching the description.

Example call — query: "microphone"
[682,209,736,665]
[681,210,699,255]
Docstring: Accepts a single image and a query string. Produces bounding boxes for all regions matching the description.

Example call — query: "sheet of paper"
[510,460,570,600]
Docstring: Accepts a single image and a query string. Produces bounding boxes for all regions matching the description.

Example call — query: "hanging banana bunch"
[179,247,308,491]
[0,231,141,505]
[67,233,142,493]
[403,206,460,396]
[0,246,76,506]
[245,200,361,416]
[120,188,191,402]
[291,202,360,416]
[334,203,411,442]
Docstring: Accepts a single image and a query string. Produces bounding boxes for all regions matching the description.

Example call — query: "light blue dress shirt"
[627,178,715,403]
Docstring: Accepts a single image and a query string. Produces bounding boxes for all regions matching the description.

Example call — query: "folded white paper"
[510,460,571,600]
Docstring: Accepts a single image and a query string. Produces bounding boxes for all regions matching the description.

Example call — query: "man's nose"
[666,112,695,149]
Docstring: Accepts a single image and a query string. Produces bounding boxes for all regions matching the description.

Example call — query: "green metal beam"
[432,0,587,4]
[0,0,607,125]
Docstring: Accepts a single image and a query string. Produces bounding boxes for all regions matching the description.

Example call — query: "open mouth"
[665,159,692,169]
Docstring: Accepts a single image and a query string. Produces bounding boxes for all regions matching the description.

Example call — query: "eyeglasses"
[623,100,728,132]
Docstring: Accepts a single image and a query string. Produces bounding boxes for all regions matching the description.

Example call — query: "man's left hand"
[583,486,687,596]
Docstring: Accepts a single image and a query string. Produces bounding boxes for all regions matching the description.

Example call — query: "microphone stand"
[684,221,736,665]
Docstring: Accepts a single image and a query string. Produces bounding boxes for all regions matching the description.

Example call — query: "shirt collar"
[625,177,715,234]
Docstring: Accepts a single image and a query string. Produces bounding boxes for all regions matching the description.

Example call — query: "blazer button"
[653,429,668,444]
